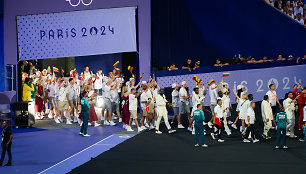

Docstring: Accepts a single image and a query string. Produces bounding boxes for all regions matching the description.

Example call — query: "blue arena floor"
[0,125,133,174]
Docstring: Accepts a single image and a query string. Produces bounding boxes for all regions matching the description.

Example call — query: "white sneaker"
[94,122,101,127]
[109,121,116,126]
[73,117,78,123]
[203,122,208,125]
[253,139,259,143]
[137,127,143,132]
[83,134,91,137]
[48,114,53,119]
[119,118,122,123]
[289,134,297,138]
[145,123,149,128]
[218,139,225,143]
[194,144,199,147]
[104,120,110,125]
[243,139,251,143]
[178,124,185,129]
[79,132,84,136]
[141,126,147,130]
[155,130,162,134]
[149,125,155,130]
[187,127,192,132]
[275,146,279,149]
[286,132,290,136]
[54,117,60,124]
[168,130,176,134]
[227,132,232,136]
[210,133,215,140]
[123,124,126,129]
[58,116,63,122]
[228,120,233,125]
[192,130,195,135]
[127,126,134,132]
[283,146,288,149]
[202,144,208,148]
[208,122,213,128]
[66,120,72,125]
[231,124,237,129]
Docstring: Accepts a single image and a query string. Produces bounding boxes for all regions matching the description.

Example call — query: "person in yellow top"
[22,78,35,101]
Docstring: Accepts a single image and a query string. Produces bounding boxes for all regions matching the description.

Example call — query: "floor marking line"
[38,134,114,174]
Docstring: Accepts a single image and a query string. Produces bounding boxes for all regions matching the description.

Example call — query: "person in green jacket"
[192,104,208,147]
[80,91,91,137]
[275,108,288,149]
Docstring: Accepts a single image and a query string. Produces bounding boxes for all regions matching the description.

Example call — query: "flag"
[79,74,83,80]
[140,73,144,79]
[92,74,99,80]
[114,67,120,71]
[53,67,59,73]
[192,75,198,83]
[169,102,174,107]
[33,67,37,72]
[47,66,52,74]
[71,68,76,75]
[208,79,216,86]
[146,105,150,112]
[61,67,65,74]
[113,61,119,67]
[222,72,230,77]
[127,66,134,72]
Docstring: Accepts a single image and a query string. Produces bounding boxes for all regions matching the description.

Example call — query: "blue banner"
[17,7,137,60]
[156,65,306,105]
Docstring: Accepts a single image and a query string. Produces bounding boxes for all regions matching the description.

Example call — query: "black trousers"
[245,124,255,139]
[0,143,12,164]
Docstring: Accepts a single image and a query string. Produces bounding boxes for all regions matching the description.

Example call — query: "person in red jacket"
[292,84,302,100]
[297,87,306,141]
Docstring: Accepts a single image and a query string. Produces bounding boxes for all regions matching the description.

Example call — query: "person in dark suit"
[0,120,13,166]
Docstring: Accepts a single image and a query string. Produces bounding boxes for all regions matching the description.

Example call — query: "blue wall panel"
[0,17,5,91]
[74,53,122,76]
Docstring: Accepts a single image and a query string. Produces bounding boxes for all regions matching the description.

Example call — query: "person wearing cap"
[208,80,223,128]
[177,81,191,129]
[171,83,179,124]
[155,89,176,134]
[127,87,144,132]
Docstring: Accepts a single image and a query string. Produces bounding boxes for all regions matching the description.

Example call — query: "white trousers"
[263,120,272,136]
[223,115,231,135]
[156,114,171,130]
[286,118,295,135]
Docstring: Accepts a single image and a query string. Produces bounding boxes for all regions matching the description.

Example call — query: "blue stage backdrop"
[156,64,306,106]
[0,16,4,91]
[152,0,306,68]
[17,7,137,61]
[74,53,122,76]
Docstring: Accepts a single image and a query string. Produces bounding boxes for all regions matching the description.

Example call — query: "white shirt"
[209,87,218,104]
[222,95,230,112]
[83,71,92,81]
[239,99,250,118]
[74,80,80,97]
[48,83,56,98]
[172,90,179,107]
[261,100,273,121]
[94,74,103,89]
[214,105,223,118]
[179,87,188,102]
[110,85,120,103]
[103,84,111,99]
[140,91,149,108]
[283,98,295,119]
[266,90,277,106]
[66,85,76,100]
[129,94,137,111]
[58,87,67,101]
[156,94,168,116]
[246,107,255,124]
[192,92,204,109]
[294,6,304,16]
[297,18,304,25]
[304,106,306,122]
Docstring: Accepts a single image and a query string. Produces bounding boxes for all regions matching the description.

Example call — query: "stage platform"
[69,124,306,174]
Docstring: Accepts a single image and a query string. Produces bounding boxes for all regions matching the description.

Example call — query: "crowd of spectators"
[166,54,306,72]
[265,0,306,27]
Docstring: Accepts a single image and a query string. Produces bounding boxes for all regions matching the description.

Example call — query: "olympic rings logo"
[66,0,93,7]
